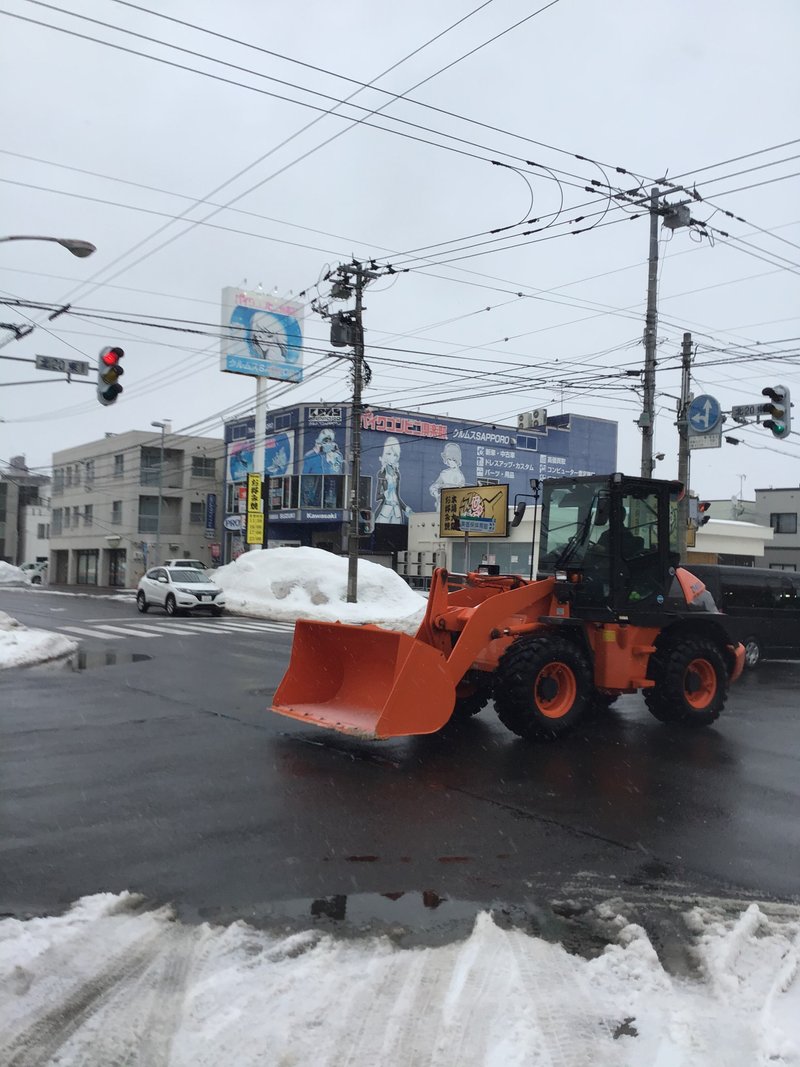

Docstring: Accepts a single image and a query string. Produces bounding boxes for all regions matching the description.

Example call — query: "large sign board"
[220,287,303,382]
[439,484,509,538]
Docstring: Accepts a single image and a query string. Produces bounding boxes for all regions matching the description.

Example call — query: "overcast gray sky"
[1,0,799,499]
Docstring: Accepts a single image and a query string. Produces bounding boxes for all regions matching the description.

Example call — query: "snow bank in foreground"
[212,546,427,631]
[0,561,30,586]
[0,611,77,669]
[1,893,799,1066]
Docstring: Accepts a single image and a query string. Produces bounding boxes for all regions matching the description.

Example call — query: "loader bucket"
[270,619,457,739]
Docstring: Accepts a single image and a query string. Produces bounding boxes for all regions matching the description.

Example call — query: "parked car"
[686,563,800,669]
[20,561,48,584]
[136,566,225,616]
[162,558,206,569]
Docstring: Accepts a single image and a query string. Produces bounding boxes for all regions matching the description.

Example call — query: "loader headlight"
[555,569,568,582]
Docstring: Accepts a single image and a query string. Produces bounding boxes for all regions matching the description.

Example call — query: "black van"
[685,564,800,669]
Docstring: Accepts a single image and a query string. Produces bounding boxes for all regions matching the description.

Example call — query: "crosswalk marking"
[57,616,296,642]
[93,624,160,638]
[61,625,124,640]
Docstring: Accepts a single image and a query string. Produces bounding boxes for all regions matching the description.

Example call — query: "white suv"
[136,567,225,617]
[21,561,48,585]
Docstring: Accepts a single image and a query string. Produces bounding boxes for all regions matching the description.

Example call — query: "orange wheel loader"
[269,473,745,741]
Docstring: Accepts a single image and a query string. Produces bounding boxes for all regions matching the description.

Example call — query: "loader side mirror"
[511,501,527,527]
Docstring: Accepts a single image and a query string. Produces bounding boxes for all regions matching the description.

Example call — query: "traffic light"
[761,384,791,439]
[698,501,711,526]
[358,509,372,536]
[97,346,124,406]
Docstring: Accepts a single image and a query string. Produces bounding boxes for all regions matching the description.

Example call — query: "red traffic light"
[698,501,711,526]
[97,346,125,406]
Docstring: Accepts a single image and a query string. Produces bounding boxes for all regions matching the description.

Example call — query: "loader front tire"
[644,636,726,727]
[452,676,492,719]
[494,635,592,741]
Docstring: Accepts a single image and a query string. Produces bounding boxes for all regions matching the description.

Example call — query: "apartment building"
[50,430,223,587]
[755,486,800,570]
[0,455,50,564]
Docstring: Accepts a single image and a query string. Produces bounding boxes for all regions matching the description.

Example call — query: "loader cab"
[538,473,677,617]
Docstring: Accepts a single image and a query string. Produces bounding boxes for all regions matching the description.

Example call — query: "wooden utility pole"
[640,187,661,478]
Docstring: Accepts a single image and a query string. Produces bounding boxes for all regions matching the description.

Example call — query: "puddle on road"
[195,890,616,953]
[47,650,153,672]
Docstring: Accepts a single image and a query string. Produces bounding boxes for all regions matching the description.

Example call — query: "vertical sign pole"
[250,376,267,551]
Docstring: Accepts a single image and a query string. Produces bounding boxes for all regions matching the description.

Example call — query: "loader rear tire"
[494,635,592,741]
[644,636,726,727]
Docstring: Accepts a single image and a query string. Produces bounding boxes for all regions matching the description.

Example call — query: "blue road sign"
[688,394,721,434]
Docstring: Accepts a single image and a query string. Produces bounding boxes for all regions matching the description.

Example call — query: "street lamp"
[151,421,171,566]
[0,235,96,258]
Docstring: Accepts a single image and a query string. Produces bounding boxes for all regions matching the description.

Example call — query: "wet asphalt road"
[2,586,799,951]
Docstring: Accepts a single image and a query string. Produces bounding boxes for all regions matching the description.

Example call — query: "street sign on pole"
[35,355,89,376]
[731,403,761,421]
[246,473,262,513]
[687,394,721,435]
[688,431,722,450]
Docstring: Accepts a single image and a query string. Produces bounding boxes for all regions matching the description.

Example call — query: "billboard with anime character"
[358,409,616,526]
[220,287,304,382]
[227,431,295,482]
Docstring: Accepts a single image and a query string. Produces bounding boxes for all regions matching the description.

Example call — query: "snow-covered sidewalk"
[1,892,798,1066]
[0,611,77,669]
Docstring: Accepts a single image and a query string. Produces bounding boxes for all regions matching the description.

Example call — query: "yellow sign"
[439,484,509,538]
[246,512,264,544]
[247,473,262,513]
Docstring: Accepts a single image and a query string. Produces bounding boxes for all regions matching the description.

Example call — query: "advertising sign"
[307,406,342,426]
[224,515,244,531]
[247,474,262,512]
[227,431,294,482]
[220,287,303,382]
[246,512,264,543]
[205,493,217,533]
[439,485,509,538]
[360,408,615,528]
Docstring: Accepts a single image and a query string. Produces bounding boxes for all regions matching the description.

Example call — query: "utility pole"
[640,187,661,478]
[322,259,377,602]
[347,264,367,604]
[151,420,170,565]
[676,332,693,559]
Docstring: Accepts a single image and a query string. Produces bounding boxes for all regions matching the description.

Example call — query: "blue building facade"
[222,404,618,559]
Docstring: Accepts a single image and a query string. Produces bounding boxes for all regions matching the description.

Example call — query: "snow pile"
[0,610,77,669]
[0,561,30,586]
[213,547,427,631]
[1,893,799,1066]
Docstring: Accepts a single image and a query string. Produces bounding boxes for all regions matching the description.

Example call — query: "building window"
[83,504,93,526]
[770,512,797,535]
[52,509,62,535]
[65,466,73,488]
[73,506,81,528]
[192,456,215,478]
[769,563,798,571]
[138,496,159,534]
[114,454,124,479]
[111,500,122,525]
[84,460,95,485]
[37,523,48,539]
[53,468,64,494]
[190,501,204,524]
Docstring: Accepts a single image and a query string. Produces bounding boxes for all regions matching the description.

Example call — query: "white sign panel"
[35,355,89,376]
[688,431,722,450]
[220,287,303,382]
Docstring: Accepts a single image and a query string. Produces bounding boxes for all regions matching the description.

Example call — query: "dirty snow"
[1,892,798,1066]
[213,546,427,632]
[0,610,77,669]
[0,560,30,586]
